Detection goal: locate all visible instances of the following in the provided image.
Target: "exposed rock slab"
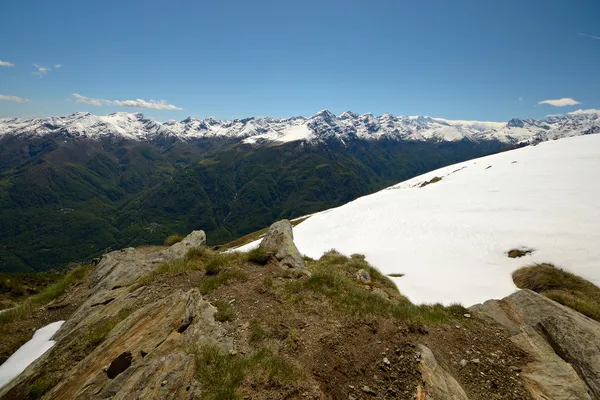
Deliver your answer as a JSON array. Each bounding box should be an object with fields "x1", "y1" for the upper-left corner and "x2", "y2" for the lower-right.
[
  {"x1": 258, "y1": 219, "x2": 305, "y2": 269},
  {"x1": 416, "y1": 344, "x2": 469, "y2": 400},
  {"x1": 471, "y1": 289, "x2": 599, "y2": 399}
]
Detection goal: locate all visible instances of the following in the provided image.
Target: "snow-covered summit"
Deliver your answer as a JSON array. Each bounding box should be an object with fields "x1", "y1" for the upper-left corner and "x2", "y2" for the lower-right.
[
  {"x1": 1, "y1": 110, "x2": 599, "y2": 145},
  {"x1": 238, "y1": 134, "x2": 600, "y2": 306}
]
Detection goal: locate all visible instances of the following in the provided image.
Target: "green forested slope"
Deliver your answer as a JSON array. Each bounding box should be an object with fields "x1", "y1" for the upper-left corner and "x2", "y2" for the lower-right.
[{"x1": 0, "y1": 134, "x2": 507, "y2": 272}]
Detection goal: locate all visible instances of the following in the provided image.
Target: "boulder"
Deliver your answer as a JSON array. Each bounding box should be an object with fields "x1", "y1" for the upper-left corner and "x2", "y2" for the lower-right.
[
  {"x1": 471, "y1": 289, "x2": 599, "y2": 399},
  {"x1": 258, "y1": 220, "x2": 304, "y2": 269}
]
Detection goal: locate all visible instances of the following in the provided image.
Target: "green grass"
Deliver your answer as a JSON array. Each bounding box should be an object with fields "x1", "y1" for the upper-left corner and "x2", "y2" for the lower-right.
[
  {"x1": 192, "y1": 345, "x2": 305, "y2": 400},
  {"x1": 513, "y1": 263, "x2": 600, "y2": 322},
  {"x1": 285, "y1": 251, "x2": 458, "y2": 324},
  {"x1": 246, "y1": 246, "x2": 270, "y2": 265},
  {"x1": 199, "y1": 269, "x2": 248, "y2": 295},
  {"x1": 164, "y1": 234, "x2": 185, "y2": 246},
  {"x1": 0, "y1": 265, "x2": 92, "y2": 324},
  {"x1": 214, "y1": 300, "x2": 235, "y2": 322},
  {"x1": 28, "y1": 376, "x2": 58, "y2": 399}
]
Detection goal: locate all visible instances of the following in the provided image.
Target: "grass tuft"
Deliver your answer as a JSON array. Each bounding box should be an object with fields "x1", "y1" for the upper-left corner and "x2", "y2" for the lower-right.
[
  {"x1": 192, "y1": 344, "x2": 305, "y2": 400},
  {"x1": 285, "y1": 251, "x2": 459, "y2": 324},
  {"x1": 513, "y1": 263, "x2": 600, "y2": 322},
  {"x1": 420, "y1": 176, "x2": 442, "y2": 188},
  {"x1": 246, "y1": 247, "x2": 270, "y2": 265},
  {"x1": 164, "y1": 234, "x2": 185, "y2": 246},
  {"x1": 214, "y1": 300, "x2": 235, "y2": 322},
  {"x1": 508, "y1": 248, "x2": 533, "y2": 258},
  {"x1": 199, "y1": 269, "x2": 248, "y2": 295}
]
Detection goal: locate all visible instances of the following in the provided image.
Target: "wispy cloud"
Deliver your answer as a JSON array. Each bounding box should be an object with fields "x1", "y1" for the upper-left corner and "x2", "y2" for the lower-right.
[
  {"x1": 112, "y1": 99, "x2": 183, "y2": 110},
  {"x1": 518, "y1": 96, "x2": 523, "y2": 102},
  {"x1": 73, "y1": 93, "x2": 105, "y2": 106},
  {"x1": 0, "y1": 60, "x2": 15, "y2": 67},
  {"x1": 33, "y1": 64, "x2": 51, "y2": 77},
  {"x1": 578, "y1": 33, "x2": 600, "y2": 40},
  {"x1": 568, "y1": 109, "x2": 600, "y2": 116},
  {"x1": 53, "y1": 64, "x2": 63, "y2": 68},
  {"x1": 538, "y1": 98, "x2": 581, "y2": 107},
  {"x1": 72, "y1": 93, "x2": 183, "y2": 110},
  {"x1": 0, "y1": 94, "x2": 29, "y2": 103}
]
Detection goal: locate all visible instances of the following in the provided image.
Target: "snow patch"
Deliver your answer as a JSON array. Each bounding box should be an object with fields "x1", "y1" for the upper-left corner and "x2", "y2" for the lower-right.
[
  {"x1": 239, "y1": 135, "x2": 600, "y2": 306},
  {"x1": 0, "y1": 320, "x2": 64, "y2": 389}
]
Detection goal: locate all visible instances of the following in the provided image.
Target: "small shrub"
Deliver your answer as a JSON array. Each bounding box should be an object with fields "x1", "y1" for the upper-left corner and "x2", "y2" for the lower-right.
[
  {"x1": 164, "y1": 234, "x2": 184, "y2": 246},
  {"x1": 246, "y1": 247, "x2": 270, "y2": 265},
  {"x1": 214, "y1": 300, "x2": 235, "y2": 322}
]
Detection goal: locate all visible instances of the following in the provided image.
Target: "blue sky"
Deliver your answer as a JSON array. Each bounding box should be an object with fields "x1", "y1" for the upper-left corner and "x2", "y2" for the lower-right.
[{"x1": 0, "y1": 0, "x2": 598, "y2": 121}]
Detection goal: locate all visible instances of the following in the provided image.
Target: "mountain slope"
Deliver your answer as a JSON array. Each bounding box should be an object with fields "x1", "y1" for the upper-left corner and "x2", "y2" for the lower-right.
[
  {"x1": 1, "y1": 109, "x2": 599, "y2": 273},
  {"x1": 0, "y1": 131, "x2": 508, "y2": 272},
  {"x1": 239, "y1": 135, "x2": 600, "y2": 306}
]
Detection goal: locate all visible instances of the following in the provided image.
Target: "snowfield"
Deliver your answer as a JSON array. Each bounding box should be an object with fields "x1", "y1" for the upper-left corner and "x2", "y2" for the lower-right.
[
  {"x1": 239, "y1": 135, "x2": 600, "y2": 306},
  {"x1": 0, "y1": 320, "x2": 64, "y2": 390}
]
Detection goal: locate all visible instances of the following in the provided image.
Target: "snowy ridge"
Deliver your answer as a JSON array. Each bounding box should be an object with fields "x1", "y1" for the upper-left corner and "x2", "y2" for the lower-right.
[
  {"x1": 1, "y1": 110, "x2": 600, "y2": 145},
  {"x1": 238, "y1": 135, "x2": 600, "y2": 306}
]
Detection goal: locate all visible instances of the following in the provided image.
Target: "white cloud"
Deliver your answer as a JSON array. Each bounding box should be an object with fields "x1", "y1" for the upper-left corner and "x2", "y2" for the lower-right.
[
  {"x1": 112, "y1": 98, "x2": 183, "y2": 110},
  {"x1": 0, "y1": 95, "x2": 29, "y2": 103},
  {"x1": 578, "y1": 33, "x2": 600, "y2": 40},
  {"x1": 568, "y1": 109, "x2": 600, "y2": 116},
  {"x1": 538, "y1": 98, "x2": 581, "y2": 107},
  {"x1": 53, "y1": 64, "x2": 63, "y2": 68},
  {"x1": 518, "y1": 96, "x2": 523, "y2": 102},
  {"x1": 0, "y1": 60, "x2": 14, "y2": 67},
  {"x1": 71, "y1": 93, "x2": 182, "y2": 110},
  {"x1": 72, "y1": 93, "x2": 106, "y2": 106},
  {"x1": 33, "y1": 64, "x2": 51, "y2": 77}
]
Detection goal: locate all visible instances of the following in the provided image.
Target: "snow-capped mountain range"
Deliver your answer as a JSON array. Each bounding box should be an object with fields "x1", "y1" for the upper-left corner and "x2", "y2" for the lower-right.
[{"x1": 1, "y1": 109, "x2": 599, "y2": 145}]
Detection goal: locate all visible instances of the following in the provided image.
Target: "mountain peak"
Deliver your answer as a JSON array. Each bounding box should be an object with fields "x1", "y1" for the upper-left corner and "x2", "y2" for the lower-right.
[
  {"x1": 507, "y1": 118, "x2": 525, "y2": 128},
  {"x1": 313, "y1": 109, "x2": 337, "y2": 120}
]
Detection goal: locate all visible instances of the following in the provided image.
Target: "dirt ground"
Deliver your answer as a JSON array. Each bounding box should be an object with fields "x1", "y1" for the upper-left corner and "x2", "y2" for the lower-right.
[
  {"x1": 130, "y1": 257, "x2": 532, "y2": 399},
  {"x1": 1, "y1": 253, "x2": 533, "y2": 400}
]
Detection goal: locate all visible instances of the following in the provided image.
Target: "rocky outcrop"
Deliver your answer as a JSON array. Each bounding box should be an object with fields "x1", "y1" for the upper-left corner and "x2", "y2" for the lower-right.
[
  {"x1": 416, "y1": 345, "x2": 469, "y2": 400},
  {"x1": 258, "y1": 220, "x2": 305, "y2": 269},
  {"x1": 471, "y1": 289, "x2": 600, "y2": 399},
  {"x1": 0, "y1": 230, "x2": 215, "y2": 400}
]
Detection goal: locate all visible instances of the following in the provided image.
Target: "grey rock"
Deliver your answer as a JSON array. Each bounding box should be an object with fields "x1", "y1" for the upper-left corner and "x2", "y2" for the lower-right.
[
  {"x1": 417, "y1": 345, "x2": 469, "y2": 400},
  {"x1": 258, "y1": 220, "x2": 304, "y2": 269},
  {"x1": 356, "y1": 269, "x2": 371, "y2": 283},
  {"x1": 471, "y1": 289, "x2": 597, "y2": 399},
  {"x1": 361, "y1": 385, "x2": 376, "y2": 395},
  {"x1": 163, "y1": 230, "x2": 206, "y2": 259}
]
